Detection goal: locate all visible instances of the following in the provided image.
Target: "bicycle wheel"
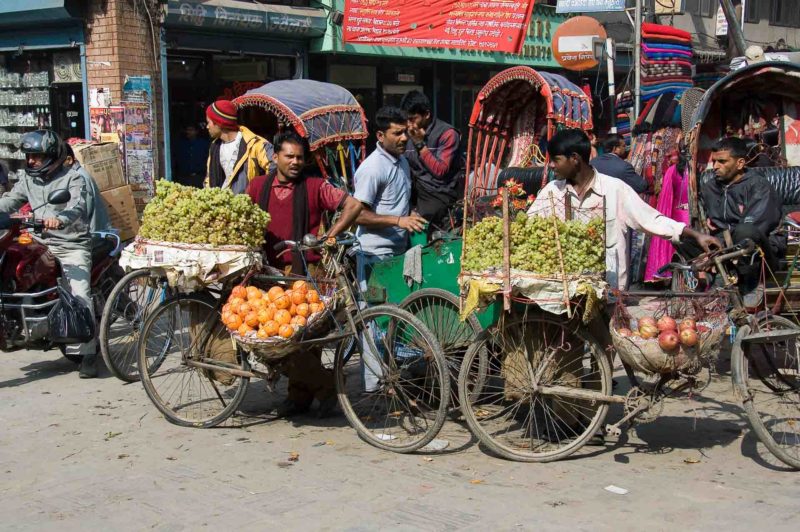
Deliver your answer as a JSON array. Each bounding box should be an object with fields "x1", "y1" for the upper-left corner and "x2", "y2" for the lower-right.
[
  {"x1": 335, "y1": 304, "x2": 449, "y2": 453},
  {"x1": 458, "y1": 314, "x2": 612, "y2": 462},
  {"x1": 138, "y1": 293, "x2": 249, "y2": 428},
  {"x1": 400, "y1": 288, "x2": 482, "y2": 408},
  {"x1": 732, "y1": 317, "x2": 800, "y2": 469},
  {"x1": 100, "y1": 268, "x2": 171, "y2": 382}
]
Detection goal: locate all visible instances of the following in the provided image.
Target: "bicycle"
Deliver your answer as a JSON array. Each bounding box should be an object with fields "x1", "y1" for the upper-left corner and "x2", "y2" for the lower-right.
[{"x1": 136, "y1": 232, "x2": 450, "y2": 453}]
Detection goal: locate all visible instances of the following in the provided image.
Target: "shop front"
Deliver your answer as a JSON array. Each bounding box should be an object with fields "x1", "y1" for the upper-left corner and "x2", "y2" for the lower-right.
[
  {"x1": 162, "y1": 0, "x2": 327, "y2": 182},
  {"x1": 311, "y1": 1, "x2": 568, "y2": 139},
  {"x1": 0, "y1": 0, "x2": 87, "y2": 183}
]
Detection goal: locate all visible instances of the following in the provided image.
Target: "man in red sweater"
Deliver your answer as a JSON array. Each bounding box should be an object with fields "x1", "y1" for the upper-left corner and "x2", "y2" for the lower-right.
[{"x1": 247, "y1": 132, "x2": 361, "y2": 417}]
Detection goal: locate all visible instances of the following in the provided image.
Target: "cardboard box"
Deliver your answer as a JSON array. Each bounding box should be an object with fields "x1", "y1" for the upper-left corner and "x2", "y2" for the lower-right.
[
  {"x1": 73, "y1": 142, "x2": 125, "y2": 192},
  {"x1": 101, "y1": 185, "x2": 140, "y2": 242}
]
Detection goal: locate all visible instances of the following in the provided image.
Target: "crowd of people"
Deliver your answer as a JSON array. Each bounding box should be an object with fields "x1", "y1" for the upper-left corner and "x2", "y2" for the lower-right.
[{"x1": 0, "y1": 85, "x2": 786, "y2": 398}]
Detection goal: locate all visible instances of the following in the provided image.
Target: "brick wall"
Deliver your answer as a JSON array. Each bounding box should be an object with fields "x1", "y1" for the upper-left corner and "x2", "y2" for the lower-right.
[{"x1": 85, "y1": 0, "x2": 163, "y2": 212}]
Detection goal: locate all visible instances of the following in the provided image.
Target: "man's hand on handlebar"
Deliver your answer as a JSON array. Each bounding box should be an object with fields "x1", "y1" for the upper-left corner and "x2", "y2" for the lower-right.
[
  {"x1": 695, "y1": 233, "x2": 722, "y2": 253},
  {"x1": 42, "y1": 217, "x2": 63, "y2": 230}
]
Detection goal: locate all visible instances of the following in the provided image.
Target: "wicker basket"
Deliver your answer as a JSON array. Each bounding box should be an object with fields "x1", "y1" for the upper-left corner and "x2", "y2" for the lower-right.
[
  {"x1": 231, "y1": 307, "x2": 334, "y2": 363},
  {"x1": 610, "y1": 291, "x2": 729, "y2": 374}
]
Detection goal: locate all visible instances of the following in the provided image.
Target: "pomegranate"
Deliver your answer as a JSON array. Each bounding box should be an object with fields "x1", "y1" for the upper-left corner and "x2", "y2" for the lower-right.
[
  {"x1": 640, "y1": 325, "x2": 660, "y2": 339},
  {"x1": 638, "y1": 317, "x2": 657, "y2": 331},
  {"x1": 679, "y1": 328, "x2": 699, "y2": 347},
  {"x1": 678, "y1": 318, "x2": 697, "y2": 332},
  {"x1": 658, "y1": 330, "x2": 680, "y2": 351},
  {"x1": 657, "y1": 315, "x2": 677, "y2": 332},
  {"x1": 617, "y1": 327, "x2": 633, "y2": 337}
]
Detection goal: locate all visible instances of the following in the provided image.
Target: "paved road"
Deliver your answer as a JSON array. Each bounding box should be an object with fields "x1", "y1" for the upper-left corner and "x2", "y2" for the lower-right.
[{"x1": 0, "y1": 348, "x2": 797, "y2": 531}]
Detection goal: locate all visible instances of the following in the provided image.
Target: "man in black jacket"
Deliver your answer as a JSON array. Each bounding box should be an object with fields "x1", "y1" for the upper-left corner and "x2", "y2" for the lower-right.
[
  {"x1": 590, "y1": 134, "x2": 647, "y2": 193},
  {"x1": 698, "y1": 137, "x2": 785, "y2": 305}
]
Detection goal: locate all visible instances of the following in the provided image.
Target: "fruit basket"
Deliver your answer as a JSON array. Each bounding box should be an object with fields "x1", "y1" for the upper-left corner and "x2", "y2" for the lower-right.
[
  {"x1": 459, "y1": 181, "x2": 607, "y2": 317},
  {"x1": 610, "y1": 290, "x2": 730, "y2": 374},
  {"x1": 222, "y1": 280, "x2": 339, "y2": 363}
]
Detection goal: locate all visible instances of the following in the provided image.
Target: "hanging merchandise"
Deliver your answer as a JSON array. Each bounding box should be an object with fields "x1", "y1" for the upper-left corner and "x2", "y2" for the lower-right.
[{"x1": 639, "y1": 23, "x2": 694, "y2": 103}]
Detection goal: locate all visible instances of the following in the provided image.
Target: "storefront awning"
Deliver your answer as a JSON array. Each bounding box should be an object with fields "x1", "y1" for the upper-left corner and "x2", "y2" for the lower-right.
[
  {"x1": 165, "y1": 0, "x2": 327, "y2": 38},
  {"x1": 0, "y1": 0, "x2": 83, "y2": 26}
]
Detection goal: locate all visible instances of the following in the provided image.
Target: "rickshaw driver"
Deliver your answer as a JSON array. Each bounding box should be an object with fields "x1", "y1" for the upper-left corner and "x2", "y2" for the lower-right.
[
  {"x1": 247, "y1": 132, "x2": 362, "y2": 418},
  {"x1": 687, "y1": 137, "x2": 785, "y2": 307}
]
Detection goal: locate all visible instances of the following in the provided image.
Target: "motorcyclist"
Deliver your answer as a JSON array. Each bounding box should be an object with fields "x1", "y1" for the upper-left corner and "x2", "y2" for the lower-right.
[{"x1": 0, "y1": 130, "x2": 99, "y2": 378}]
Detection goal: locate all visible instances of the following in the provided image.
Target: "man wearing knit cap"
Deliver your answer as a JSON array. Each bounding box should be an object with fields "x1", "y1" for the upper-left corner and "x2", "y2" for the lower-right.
[{"x1": 204, "y1": 99, "x2": 273, "y2": 193}]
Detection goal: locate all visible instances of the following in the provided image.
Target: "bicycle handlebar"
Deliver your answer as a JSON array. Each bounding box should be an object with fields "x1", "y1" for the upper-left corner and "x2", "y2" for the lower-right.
[{"x1": 274, "y1": 231, "x2": 358, "y2": 253}]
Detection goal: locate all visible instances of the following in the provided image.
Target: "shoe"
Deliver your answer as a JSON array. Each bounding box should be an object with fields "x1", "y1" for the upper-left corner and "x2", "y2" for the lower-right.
[
  {"x1": 275, "y1": 399, "x2": 310, "y2": 418},
  {"x1": 742, "y1": 284, "x2": 765, "y2": 308},
  {"x1": 316, "y1": 396, "x2": 339, "y2": 419},
  {"x1": 79, "y1": 354, "x2": 98, "y2": 379}
]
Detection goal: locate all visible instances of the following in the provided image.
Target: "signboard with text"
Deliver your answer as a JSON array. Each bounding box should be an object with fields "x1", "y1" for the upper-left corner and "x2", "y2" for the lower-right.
[
  {"x1": 343, "y1": 0, "x2": 537, "y2": 54},
  {"x1": 555, "y1": 0, "x2": 625, "y2": 13}
]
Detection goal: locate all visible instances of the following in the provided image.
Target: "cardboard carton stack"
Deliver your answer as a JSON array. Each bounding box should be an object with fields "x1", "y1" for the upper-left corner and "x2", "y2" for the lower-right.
[{"x1": 73, "y1": 142, "x2": 140, "y2": 241}]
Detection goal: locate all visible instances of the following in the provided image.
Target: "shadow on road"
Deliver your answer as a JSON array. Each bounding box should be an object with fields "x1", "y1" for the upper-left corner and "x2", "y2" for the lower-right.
[{"x1": 0, "y1": 357, "x2": 79, "y2": 388}]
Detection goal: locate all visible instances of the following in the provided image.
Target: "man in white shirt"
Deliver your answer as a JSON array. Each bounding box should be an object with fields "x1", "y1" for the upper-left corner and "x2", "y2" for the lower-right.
[{"x1": 528, "y1": 129, "x2": 718, "y2": 290}]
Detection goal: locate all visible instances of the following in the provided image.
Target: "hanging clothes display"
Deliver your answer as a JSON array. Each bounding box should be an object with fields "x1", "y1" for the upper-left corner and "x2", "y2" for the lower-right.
[{"x1": 644, "y1": 159, "x2": 690, "y2": 282}]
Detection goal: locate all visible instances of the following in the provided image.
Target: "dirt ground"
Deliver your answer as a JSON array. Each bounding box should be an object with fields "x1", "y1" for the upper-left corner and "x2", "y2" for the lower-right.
[{"x1": 0, "y1": 348, "x2": 797, "y2": 531}]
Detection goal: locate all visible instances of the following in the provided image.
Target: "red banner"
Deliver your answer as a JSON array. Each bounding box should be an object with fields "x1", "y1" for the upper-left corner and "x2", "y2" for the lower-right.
[{"x1": 343, "y1": 0, "x2": 537, "y2": 54}]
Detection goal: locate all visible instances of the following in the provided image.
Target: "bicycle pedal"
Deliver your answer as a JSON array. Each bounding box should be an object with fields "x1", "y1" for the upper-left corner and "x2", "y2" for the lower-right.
[{"x1": 605, "y1": 424, "x2": 621, "y2": 437}]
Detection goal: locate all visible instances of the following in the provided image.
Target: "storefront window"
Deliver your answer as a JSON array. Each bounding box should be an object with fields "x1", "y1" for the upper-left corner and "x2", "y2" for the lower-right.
[{"x1": 0, "y1": 49, "x2": 85, "y2": 182}]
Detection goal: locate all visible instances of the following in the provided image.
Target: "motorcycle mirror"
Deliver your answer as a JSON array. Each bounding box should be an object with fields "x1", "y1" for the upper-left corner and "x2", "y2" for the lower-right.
[{"x1": 47, "y1": 189, "x2": 71, "y2": 205}]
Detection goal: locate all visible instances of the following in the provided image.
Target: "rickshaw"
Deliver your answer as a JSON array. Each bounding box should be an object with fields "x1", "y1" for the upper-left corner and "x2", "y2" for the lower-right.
[
  {"x1": 685, "y1": 60, "x2": 800, "y2": 314},
  {"x1": 366, "y1": 66, "x2": 593, "y2": 407},
  {"x1": 450, "y1": 64, "x2": 800, "y2": 467},
  {"x1": 100, "y1": 80, "x2": 370, "y2": 382}
]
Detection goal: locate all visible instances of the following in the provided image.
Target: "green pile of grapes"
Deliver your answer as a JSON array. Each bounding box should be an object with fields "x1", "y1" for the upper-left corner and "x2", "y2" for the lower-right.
[
  {"x1": 139, "y1": 180, "x2": 271, "y2": 247},
  {"x1": 463, "y1": 213, "x2": 605, "y2": 275}
]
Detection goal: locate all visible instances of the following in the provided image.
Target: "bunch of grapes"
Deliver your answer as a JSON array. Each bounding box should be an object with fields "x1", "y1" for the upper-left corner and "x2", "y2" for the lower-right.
[
  {"x1": 139, "y1": 180, "x2": 271, "y2": 248},
  {"x1": 463, "y1": 213, "x2": 605, "y2": 275}
]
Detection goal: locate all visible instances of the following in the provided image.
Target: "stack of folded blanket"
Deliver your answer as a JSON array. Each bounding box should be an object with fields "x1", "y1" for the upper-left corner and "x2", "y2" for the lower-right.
[
  {"x1": 616, "y1": 91, "x2": 634, "y2": 146},
  {"x1": 641, "y1": 22, "x2": 694, "y2": 101}
]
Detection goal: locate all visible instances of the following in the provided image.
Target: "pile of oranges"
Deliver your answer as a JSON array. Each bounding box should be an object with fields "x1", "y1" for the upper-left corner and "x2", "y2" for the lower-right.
[{"x1": 221, "y1": 280, "x2": 326, "y2": 340}]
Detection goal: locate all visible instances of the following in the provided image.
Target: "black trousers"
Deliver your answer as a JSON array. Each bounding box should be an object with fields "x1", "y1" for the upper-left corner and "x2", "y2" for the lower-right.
[{"x1": 676, "y1": 223, "x2": 783, "y2": 291}]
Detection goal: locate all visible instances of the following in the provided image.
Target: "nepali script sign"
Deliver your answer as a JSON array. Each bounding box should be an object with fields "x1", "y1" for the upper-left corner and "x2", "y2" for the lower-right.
[
  {"x1": 555, "y1": 0, "x2": 625, "y2": 13},
  {"x1": 343, "y1": 0, "x2": 537, "y2": 54}
]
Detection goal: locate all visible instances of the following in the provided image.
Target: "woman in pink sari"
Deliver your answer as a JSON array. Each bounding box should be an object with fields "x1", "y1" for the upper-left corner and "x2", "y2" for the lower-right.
[{"x1": 644, "y1": 151, "x2": 690, "y2": 282}]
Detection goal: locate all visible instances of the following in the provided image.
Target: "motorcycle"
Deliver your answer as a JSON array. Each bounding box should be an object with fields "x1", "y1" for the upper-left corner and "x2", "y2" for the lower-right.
[{"x1": 0, "y1": 189, "x2": 123, "y2": 362}]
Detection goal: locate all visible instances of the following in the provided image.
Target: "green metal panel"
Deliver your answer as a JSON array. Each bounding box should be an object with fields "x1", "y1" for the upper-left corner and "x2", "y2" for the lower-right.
[
  {"x1": 312, "y1": 1, "x2": 567, "y2": 68},
  {"x1": 366, "y1": 238, "x2": 500, "y2": 329},
  {"x1": 0, "y1": 0, "x2": 81, "y2": 26}
]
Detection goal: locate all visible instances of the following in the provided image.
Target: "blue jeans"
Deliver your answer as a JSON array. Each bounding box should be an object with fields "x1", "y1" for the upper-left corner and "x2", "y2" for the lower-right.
[{"x1": 356, "y1": 252, "x2": 392, "y2": 392}]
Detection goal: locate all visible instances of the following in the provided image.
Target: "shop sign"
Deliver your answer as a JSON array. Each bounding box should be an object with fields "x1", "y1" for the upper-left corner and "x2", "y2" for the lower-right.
[
  {"x1": 166, "y1": 0, "x2": 326, "y2": 37},
  {"x1": 555, "y1": 0, "x2": 625, "y2": 13},
  {"x1": 343, "y1": 0, "x2": 537, "y2": 54}
]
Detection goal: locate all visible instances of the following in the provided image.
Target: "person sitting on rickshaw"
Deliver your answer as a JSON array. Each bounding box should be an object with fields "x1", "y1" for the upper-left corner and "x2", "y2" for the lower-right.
[
  {"x1": 690, "y1": 136, "x2": 785, "y2": 306},
  {"x1": 247, "y1": 132, "x2": 362, "y2": 418}
]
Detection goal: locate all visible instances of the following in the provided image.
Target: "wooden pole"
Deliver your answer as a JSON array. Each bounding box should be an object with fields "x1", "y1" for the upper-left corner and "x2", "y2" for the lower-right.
[{"x1": 720, "y1": 0, "x2": 747, "y2": 57}]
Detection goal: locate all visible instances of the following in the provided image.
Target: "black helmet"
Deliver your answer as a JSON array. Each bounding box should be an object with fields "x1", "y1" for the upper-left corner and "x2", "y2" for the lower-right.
[{"x1": 20, "y1": 129, "x2": 67, "y2": 179}]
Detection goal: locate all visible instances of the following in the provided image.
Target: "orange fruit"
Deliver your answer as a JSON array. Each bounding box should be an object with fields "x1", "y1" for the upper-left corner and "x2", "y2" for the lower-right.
[
  {"x1": 295, "y1": 303, "x2": 310, "y2": 318},
  {"x1": 306, "y1": 290, "x2": 320, "y2": 304},
  {"x1": 267, "y1": 286, "x2": 285, "y2": 302},
  {"x1": 237, "y1": 323, "x2": 253, "y2": 336},
  {"x1": 244, "y1": 312, "x2": 259, "y2": 328},
  {"x1": 256, "y1": 308, "x2": 271, "y2": 324},
  {"x1": 263, "y1": 320, "x2": 280, "y2": 336},
  {"x1": 229, "y1": 297, "x2": 244, "y2": 314},
  {"x1": 238, "y1": 302, "x2": 252, "y2": 316},
  {"x1": 221, "y1": 311, "x2": 232, "y2": 324},
  {"x1": 246, "y1": 286, "x2": 262, "y2": 301},
  {"x1": 291, "y1": 315, "x2": 307, "y2": 327},
  {"x1": 309, "y1": 302, "x2": 323, "y2": 314},
  {"x1": 256, "y1": 327, "x2": 270, "y2": 339},
  {"x1": 274, "y1": 309, "x2": 291, "y2": 325},
  {"x1": 250, "y1": 298, "x2": 267, "y2": 311},
  {"x1": 222, "y1": 303, "x2": 231, "y2": 314},
  {"x1": 231, "y1": 286, "x2": 247, "y2": 299},
  {"x1": 278, "y1": 324, "x2": 294, "y2": 338},
  {"x1": 290, "y1": 291, "x2": 306, "y2": 305},
  {"x1": 227, "y1": 313, "x2": 243, "y2": 330},
  {"x1": 262, "y1": 307, "x2": 276, "y2": 322},
  {"x1": 292, "y1": 280, "x2": 308, "y2": 293},
  {"x1": 289, "y1": 304, "x2": 297, "y2": 316},
  {"x1": 273, "y1": 294, "x2": 290, "y2": 310}
]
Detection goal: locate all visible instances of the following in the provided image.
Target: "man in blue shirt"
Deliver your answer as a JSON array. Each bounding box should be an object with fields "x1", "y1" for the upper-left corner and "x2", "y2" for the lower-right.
[
  {"x1": 174, "y1": 124, "x2": 210, "y2": 188},
  {"x1": 353, "y1": 106, "x2": 427, "y2": 392},
  {"x1": 354, "y1": 106, "x2": 426, "y2": 274}
]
